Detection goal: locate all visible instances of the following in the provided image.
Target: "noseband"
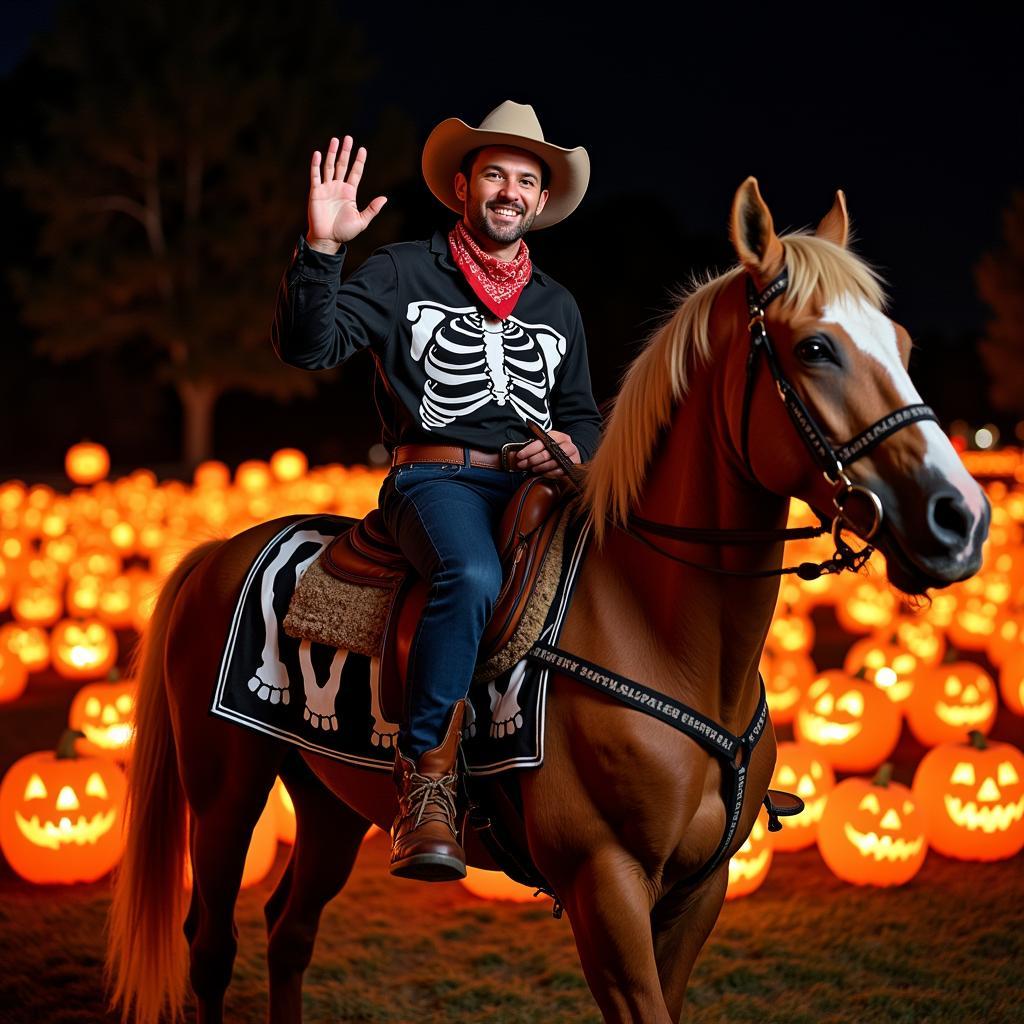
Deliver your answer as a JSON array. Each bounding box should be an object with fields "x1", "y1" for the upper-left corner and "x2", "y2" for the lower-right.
[{"x1": 622, "y1": 268, "x2": 939, "y2": 580}]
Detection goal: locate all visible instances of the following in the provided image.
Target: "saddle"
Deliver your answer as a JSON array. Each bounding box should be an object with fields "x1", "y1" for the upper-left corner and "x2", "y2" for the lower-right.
[{"x1": 316, "y1": 472, "x2": 575, "y2": 725}]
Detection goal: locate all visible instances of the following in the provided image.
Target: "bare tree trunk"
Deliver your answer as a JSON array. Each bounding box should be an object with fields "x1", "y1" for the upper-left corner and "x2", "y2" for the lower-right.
[{"x1": 177, "y1": 379, "x2": 219, "y2": 471}]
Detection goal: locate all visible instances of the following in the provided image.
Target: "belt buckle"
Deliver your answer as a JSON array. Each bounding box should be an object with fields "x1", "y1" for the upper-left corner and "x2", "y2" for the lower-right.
[{"x1": 500, "y1": 441, "x2": 524, "y2": 472}]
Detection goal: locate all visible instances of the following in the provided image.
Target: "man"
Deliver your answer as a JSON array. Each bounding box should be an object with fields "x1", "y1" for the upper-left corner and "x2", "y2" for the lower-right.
[{"x1": 271, "y1": 100, "x2": 602, "y2": 882}]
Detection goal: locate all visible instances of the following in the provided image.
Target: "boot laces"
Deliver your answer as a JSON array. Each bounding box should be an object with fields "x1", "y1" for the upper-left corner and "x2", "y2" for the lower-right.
[{"x1": 406, "y1": 769, "x2": 459, "y2": 830}]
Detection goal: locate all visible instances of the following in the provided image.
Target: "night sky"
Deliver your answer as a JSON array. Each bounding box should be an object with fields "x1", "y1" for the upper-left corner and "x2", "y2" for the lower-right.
[{"x1": 2, "y1": 6, "x2": 1021, "y2": 475}]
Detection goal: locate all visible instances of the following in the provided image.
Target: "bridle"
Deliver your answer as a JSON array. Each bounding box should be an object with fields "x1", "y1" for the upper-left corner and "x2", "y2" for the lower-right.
[{"x1": 618, "y1": 268, "x2": 939, "y2": 580}]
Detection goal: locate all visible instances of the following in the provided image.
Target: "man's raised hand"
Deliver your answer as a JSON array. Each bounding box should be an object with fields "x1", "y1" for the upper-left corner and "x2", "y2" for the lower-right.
[{"x1": 307, "y1": 135, "x2": 388, "y2": 253}]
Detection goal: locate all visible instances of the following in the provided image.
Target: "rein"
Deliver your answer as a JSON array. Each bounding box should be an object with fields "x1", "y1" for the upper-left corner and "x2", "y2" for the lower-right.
[{"x1": 615, "y1": 269, "x2": 939, "y2": 580}]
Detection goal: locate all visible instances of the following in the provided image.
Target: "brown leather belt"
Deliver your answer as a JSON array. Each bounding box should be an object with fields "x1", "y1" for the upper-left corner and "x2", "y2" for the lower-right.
[{"x1": 390, "y1": 442, "x2": 529, "y2": 472}]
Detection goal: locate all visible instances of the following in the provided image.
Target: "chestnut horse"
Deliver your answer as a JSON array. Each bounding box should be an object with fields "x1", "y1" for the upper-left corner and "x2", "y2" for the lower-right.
[{"x1": 106, "y1": 179, "x2": 989, "y2": 1024}]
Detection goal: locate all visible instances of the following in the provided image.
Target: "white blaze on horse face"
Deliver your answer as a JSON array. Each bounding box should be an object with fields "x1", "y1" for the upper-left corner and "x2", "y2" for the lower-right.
[{"x1": 818, "y1": 293, "x2": 985, "y2": 521}]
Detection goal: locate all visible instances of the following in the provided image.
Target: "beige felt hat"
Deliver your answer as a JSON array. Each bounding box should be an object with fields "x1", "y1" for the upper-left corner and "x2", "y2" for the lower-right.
[{"x1": 421, "y1": 100, "x2": 590, "y2": 230}]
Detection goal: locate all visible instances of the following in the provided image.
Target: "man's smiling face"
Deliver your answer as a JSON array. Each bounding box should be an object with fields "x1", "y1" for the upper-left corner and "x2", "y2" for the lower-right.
[{"x1": 456, "y1": 145, "x2": 550, "y2": 246}]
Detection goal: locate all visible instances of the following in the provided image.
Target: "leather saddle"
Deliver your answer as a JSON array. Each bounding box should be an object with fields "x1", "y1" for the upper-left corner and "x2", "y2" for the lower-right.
[{"x1": 318, "y1": 473, "x2": 574, "y2": 725}]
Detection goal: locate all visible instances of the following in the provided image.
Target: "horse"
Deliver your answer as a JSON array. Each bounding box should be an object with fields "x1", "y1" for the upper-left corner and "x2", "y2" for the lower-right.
[{"x1": 105, "y1": 177, "x2": 990, "y2": 1024}]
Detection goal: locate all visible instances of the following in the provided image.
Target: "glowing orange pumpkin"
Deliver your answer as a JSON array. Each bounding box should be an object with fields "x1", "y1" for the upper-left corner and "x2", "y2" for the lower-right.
[
  {"x1": 68, "y1": 678, "x2": 136, "y2": 758},
  {"x1": 0, "y1": 623, "x2": 50, "y2": 672},
  {"x1": 461, "y1": 867, "x2": 537, "y2": 902},
  {"x1": 759, "y1": 647, "x2": 815, "y2": 725},
  {"x1": 0, "y1": 643, "x2": 29, "y2": 704},
  {"x1": 843, "y1": 632, "x2": 919, "y2": 705},
  {"x1": 794, "y1": 671, "x2": 901, "y2": 772},
  {"x1": 892, "y1": 615, "x2": 946, "y2": 667},
  {"x1": 65, "y1": 441, "x2": 110, "y2": 485},
  {"x1": 912, "y1": 731, "x2": 1024, "y2": 861},
  {"x1": 835, "y1": 580, "x2": 897, "y2": 635},
  {"x1": 768, "y1": 742, "x2": 836, "y2": 851},
  {"x1": 11, "y1": 581, "x2": 63, "y2": 627},
  {"x1": 904, "y1": 661, "x2": 996, "y2": 747},
  {"x1": 50, "y1": 617, "x2": 118, "y2": 681},
  {"x1": 0, "y1": 730, "x2": 127, "y2": 883},
  {"x1": 767, "y1": 607, "x2": 814, "y2": 653},
  {"x1": 999, "y1": 647, "x2": 1024, "y2": 716},
  {"x1": 816, "y1": 764, "x2": 927, "y2": 886},
  {"x1": 987, "y1": 610, "x2": 1024, "y2": 668},
  {"x1": 725, "y1": 806, "x2": 773, "y2": 899},
  {"x1": 946, "y1": 595, "x2": 1000, "y2": 651}
]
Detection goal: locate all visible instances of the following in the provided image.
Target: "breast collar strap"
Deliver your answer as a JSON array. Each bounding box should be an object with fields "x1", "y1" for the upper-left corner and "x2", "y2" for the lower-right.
[{"x1": 526, "y1": 639, "x2": 801, "y2": 887}]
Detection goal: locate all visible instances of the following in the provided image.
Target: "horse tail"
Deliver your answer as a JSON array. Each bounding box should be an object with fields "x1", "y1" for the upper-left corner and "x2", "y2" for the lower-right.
[{"x1": 105, "y1": 537, "x2": 225, "y2": 1024}]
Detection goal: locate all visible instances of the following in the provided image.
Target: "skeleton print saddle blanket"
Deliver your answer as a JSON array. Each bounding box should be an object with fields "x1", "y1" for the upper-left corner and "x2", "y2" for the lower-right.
[{"x1": 209, "y1": 509, "x2": 594, "y2": 775}]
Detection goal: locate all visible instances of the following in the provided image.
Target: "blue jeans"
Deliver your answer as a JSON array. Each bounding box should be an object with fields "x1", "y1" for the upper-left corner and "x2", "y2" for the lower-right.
[{"x1": 377, "y1": 450, "x2": 531, "y2": 759}]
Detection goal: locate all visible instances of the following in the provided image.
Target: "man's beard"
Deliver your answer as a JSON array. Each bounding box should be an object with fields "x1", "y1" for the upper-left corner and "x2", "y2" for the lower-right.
[{"x1": 465, "y1": 197, "x2": 536, "y2": 245}]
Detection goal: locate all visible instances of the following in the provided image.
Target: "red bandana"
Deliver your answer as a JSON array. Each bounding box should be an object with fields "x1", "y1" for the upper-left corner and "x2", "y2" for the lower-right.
[{"x1": 447, "y1": 220, "x2": 532, "y2": 321}]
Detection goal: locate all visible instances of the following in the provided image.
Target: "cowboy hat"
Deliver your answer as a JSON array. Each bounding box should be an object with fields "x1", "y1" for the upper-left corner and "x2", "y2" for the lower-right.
[{"x1": 421, "y1": 100, "x2": 590, "y2": 230}]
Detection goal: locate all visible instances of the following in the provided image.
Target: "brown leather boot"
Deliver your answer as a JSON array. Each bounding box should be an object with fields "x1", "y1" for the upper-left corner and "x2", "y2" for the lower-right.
[{"x1": 389, "y1": 698, "x2": 468, "y2": 881}]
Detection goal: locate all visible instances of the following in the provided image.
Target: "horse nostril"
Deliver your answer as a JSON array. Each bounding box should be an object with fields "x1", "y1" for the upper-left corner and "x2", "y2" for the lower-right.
[{"x1": 928, "y1": 491, "x2": 971, "y2": 541}]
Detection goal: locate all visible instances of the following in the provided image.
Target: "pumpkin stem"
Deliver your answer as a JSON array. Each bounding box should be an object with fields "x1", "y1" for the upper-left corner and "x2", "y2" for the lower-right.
[
  {"x1": 872, "y1": 762, "x2": 894, "y2": 788},
  {"x1": 968, "y1": 729, "x2": 988, "y2": 750},
  {"x1": 57, "y1": 728, "x2": 86, "y2": 759}
]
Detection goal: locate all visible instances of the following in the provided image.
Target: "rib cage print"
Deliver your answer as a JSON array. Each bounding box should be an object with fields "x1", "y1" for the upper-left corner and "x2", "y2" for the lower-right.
[{"x1": 407, "y1": 300, "x2": 566, "y2": 432}]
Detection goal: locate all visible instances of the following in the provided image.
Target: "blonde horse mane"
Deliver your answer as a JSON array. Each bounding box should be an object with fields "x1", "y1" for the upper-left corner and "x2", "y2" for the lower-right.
[{"x1": 575, "y1": 230, "x2": 890, "y2": 549}]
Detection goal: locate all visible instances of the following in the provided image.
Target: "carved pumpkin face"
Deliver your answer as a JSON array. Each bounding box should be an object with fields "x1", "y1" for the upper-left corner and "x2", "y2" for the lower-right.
[
  {"x1": 892, "y1": 615, "x2": 946, "y2": 667},
  {"x1": 835, "y1": 580, "x2": 897, "y2": 635},
  {"x1": 726, "y1": 807, "x2": 773, "y2": 900},
  {"x1": 768, "y1": 608, "x2": 814, "y2": 654},
  {"x1": 794, "y1": 671, "x2": 901, "y2": 772},
  {"x1": 0, "y1": 742, "x2": 127, "y2": 883},
  {"x1": 843, "y1": 633, "x2": 919, "y2": 705},
  {"x1": 947, "y1": 596, "x2": 1000, "y2": 651},
  {"x1": 759, "y1": 648, "x2": 815, "y2": 725},
  {"x1": 988, "y1": 611, "x2": 1024, "y2": 669},
  {"x1": 50, "y1": 618, "x2": 118, "y2": 681},
  {"x1": 912, "y1": 733, "x2": 1024, "y2": 861},
  {"x1": 11, "y1": 581, "x2": 62, "y2": 627},
  {"x1": 817, "y1": 771, "x2": 928, "y2": 886},
  {"x1": 68, "y1": 681, "x2": 136, "y2": 758},
  {"x1": 905, "y1": 662, "x2": 997, "y2": 748},
  {"x1": 0, "y1": 623, "x2": 50, "y2": 672},
  {"x1": 769, "y1": 742, "x2": 836, "y2": 851}
]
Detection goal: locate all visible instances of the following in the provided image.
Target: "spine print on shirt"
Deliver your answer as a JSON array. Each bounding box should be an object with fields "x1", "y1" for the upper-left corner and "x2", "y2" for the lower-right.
[{"x1": 406, "y1": 301, "x2": 566, "y2": 431}]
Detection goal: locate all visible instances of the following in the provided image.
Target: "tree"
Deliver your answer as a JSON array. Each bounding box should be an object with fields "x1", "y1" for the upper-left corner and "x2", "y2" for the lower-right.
[
  {"x1": 4, "y1": 0, "x2": 415, "y2": 470},
  {"x1": 976, "y1": 189, "x2": 1024, "y2": 416}
]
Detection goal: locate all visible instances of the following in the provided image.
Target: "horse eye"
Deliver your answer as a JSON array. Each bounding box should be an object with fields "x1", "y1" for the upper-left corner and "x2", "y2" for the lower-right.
[{"x1": 795, "y1": 339, "x2": 832, "y2": 364}]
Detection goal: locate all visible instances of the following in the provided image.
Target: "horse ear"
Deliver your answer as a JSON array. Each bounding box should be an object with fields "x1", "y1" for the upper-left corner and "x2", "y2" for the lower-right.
[
  {"x1": 815, "y1": 190, "x2": 849, "y2": 247},
  {"x1": 729, "y1": 177, "x2": 785, "y2": 287}
]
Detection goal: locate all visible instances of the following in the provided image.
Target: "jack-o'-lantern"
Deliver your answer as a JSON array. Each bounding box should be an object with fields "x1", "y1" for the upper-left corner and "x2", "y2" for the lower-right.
[
  {"x1": 843, "y1": 633, "x2": 919, "y2": 705},
  {"x1": 726, "y1": 807, "x2": 773, "y2": 899},
  {"x1": 988, "y1": 611, "x2": 1024, "y2": 668},
  {"x1": 0, "y1": 729, "x2": 128, "y2": 883},
  {"x1": 816, "y1": 764, "x2": 927, "y2": 886},
  {"x1": 769, "y1": 742, "x2": 836, "y2": 851},
  {"x1": 759, "y1": 648, "x2": 815, "y2": 725},
  {"x1": 794, "y1": 671, "x2": 901, "y2": 772},
  {"x1": 922, "y1": 590, "x2": 958, "y2": 630},
  {"x1": 946, "y1": 595, "x2": 1000, "y2": 651},
  {"x1": 461, "y1": 867, "x2": 537, "y2": 902},
  {"x1": 905, "y1": 661, "x2": 996, "y2": 747},
  {"x1": 892, "y1": 615, "x2": 946, "y2": 667},
  {"x1": 194, "y1": 460, "x2": 231, "y2": 489},
  {"x1": 68, "y1": 678, "x2": 136, "y2": 758},
  {"x1": 0, "y1": 641, "x2": 29, "y2": 703},
  {"x1": 767, "y1": 607, "x2": 814, "y2": 654},
  {"x1": 0, "y1": 623, "x2": 50, "y2": 672},
  {"x1": 912, "y1": 731, "x2": 1024, "y2": 861},
  {"x1": 835, "y1": 579, "x2": 897, "y2": 635},
  {"x1": 999, "y1": 647, "x2": 1024, "y2": 716},
  {"x1": 66, "y1": 573, "x2": 102, "y2": 617},
  {"x1": 11, "y1": 581, "x2": 63, "y2": 627},
  {"x1": 67, "y1": 549, "x2": 121, "y2": 582},
  {"x1": 273, "y1": 777, "x2": 297, "y2": 844},
  {"x1": 65, "y1": 441, "x2": 110, "y2": 485},
  {"x1": 50, "y1": 617, "x2": 118, "y2": 681}
]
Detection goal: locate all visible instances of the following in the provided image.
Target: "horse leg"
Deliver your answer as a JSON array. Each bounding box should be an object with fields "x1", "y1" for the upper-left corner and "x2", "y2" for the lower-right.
[
  {"x1": 264, "y1": 751, "x2": 372, "y2": 1024},
  {"x1": 650, "y1": 867, "x2": 729, "y2": 1022},
  {"x1": 558, "y1": 848, "x2": 675, "y2": 1024},
  {"x1": 185, "y1": 745, "x2": 288, "y2": 1024}
]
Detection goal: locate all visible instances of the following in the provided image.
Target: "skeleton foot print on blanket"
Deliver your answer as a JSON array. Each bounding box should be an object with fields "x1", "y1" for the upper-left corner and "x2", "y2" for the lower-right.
[{"x1": 209, "y1": 511, "x2": 592, "y2": 775}]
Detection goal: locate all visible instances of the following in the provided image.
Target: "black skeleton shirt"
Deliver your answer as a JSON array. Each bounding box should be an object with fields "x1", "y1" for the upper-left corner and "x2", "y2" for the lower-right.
[{"x1": 271, "y1": 227, "x2": 604, "y2": 461}]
